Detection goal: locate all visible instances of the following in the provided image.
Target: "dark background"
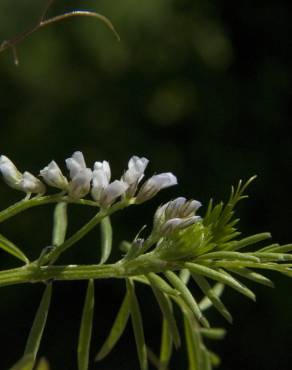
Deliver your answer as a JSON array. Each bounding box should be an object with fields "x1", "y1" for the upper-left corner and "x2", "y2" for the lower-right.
[{"x1": 0, "y1": 0, "x2": 292, "y2": 369}]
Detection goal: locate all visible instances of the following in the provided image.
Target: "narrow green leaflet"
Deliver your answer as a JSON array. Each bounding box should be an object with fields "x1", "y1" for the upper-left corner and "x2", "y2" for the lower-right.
[
  {"x1": 196, "y1": 251, "x2": 260, "y2": 263},
  {"x1": 159, "y1": 318, "x2": 173, "y2": 370},
  {"x1": 126, "y1": 278, "x2": 148, "y2": 370},
  {"x1": 259, "y1": 243, "x2": 292, "y2": 253},
  {"x1": 164, "y1": 271, "x2": 209, "y2": 328},
  {"x1": 9, "y1": 355, "x2": 34, "y2": 370},
  {"x1": 253, "y1": 252, "x2": 292, "y2": 262},
  {"x1": 226, "y1": 233, "x2": 271, "y2": 251},
  {"x1": 147, "y1": 272, "x2": 180, "y2": 296},
  {"x1": 0, "y1": 233, "x2": 29, "y2": 264},
  {"x1": 183, "y1": 314, "x2": 203, "y2": 370},
  {"x1": 191, "y1": 274, "x2": 232, "y2": 323},
  {"x1": 24, "y1": 283, "x2": 52, "y2": 367},
  {"x1": 198, "y1": 283, "x2": 224, "y2": 311},
  {"x1": 147, "y1": 274, "x2": 181, "y2": 348},
  {"x1": 185, "y1": 263, "x2": 256, "y2": 301},
  {"x1": 78, "y1": 280, "x2": 95, "y2": 370},
  {"x1": 95, "y1": 291, "x2": 130, "y2": 361},
  {"x1": 99, "y1": 216, "x2": 112, "y2": 264},
  {"x1": 52, "y1": 202, "x2": 68, "y2": 246},
  {"x1": 200, "y1": 328, "x2": 226, "y2": 340},
  {"x1": 179, "y1": 269, "x2": 191, "y2": 285},
  {"x1": 226, "y1": 267, "x2": 274, "y2": 288},
  {"x1": 201, "y1": 349, "x2": 212, "y2": 370}
]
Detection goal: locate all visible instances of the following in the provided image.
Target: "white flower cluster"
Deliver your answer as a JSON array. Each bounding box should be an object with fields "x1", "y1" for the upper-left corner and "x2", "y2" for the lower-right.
[
  {"x1": 154, "y1": 197, "x2": 202, "y2": 236},
  {"x1": 0, "y1": 152, "x2": 178, "y2": 207}
]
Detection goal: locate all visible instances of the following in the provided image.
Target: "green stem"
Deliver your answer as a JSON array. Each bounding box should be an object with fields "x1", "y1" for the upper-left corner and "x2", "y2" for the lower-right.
[
  {"x1": 0, "y1": 195, "x2": 98, "y2": 223},
  {"x1": 41, "y1": 199, "x2": 133, "y2": 265},
  {"x1": 0, "y1": 255, "x2": 178, "y2": 288}
]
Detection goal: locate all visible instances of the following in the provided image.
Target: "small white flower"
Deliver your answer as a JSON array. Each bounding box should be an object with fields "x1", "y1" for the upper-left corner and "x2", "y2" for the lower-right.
[
  {"x1": 65, "y1": 151, "x2": 87, "y2": 179},
  {"x1": 136, "y1": 172, "x2": 178, "y2": 203},
  {"x1": 66, "y1": 151, "x2": 92, "y2": 199},
  {"x1": 91, "y1": 160, "x2": 128, "y2": 207},
  {"x1": 122, "y1": 156, "x2": 149, "y2": 197},
  {"x1": 0, "y1": 155, "x2": 23, "y2": 190},
  {"x1": 94, "y1": 161, "x2": 111, "y2": 182},
  {"x1": 99, "y1": 180, "x2": 129, "y2": 207},
  {"x1": 20, "y1": 171, "x2": 46, "y2": 194},
  {"x1": 68, "y1": 168, "x2": 92, "y2": 199},
  {"x1": 40, "y1": 160, "x2": 68, "y2": 190}
]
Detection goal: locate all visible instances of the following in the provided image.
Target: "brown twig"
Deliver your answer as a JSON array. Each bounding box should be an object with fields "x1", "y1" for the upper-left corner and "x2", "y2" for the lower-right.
[{"x1": 0, "y1": 2, "x2": 120, "y2": 66}]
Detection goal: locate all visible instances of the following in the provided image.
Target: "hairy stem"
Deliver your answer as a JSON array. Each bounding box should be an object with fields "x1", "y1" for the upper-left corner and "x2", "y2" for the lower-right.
[{"x1": 0, "y1": 255, "x2": 178, "y2": 288}]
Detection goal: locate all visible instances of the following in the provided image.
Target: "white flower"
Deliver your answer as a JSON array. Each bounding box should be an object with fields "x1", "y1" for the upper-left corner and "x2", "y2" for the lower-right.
[
  {"x1": 68, "y1": 168, "x2": 92, "y2": 199},
  {"x1": 0, "y1": 155, "x2": 46, "y2": 195},
  {"x1": 136, "y1": 172, "x2": 178, "y2": 203},
  {"x1": 66, "y1": 151, "x2": 88, "y2": 179},
  {"x1": 66, "y1": 151, "x2": 92, "y2": 199},
  {"x1": 94, "y1": 161, "x2": 111, "y2": 182},
  {"x1": 122, "y1": 156, "x2": 149, "y2": 196},
  {"x1": 99, "y1": 180, "x2": 129, "y2": 207},
  {"x1": 20, "y1": 171, "x2": 46, "y2": 194},
  {"x1": 0, "y1": 155, "x2": 23, "y2": 190},
  {"x1": 91, "y1": 160, "x2": 128, "y2": 207},
  {"x1": 40, "y1": 160, "x2": 68, "y2": 190}
]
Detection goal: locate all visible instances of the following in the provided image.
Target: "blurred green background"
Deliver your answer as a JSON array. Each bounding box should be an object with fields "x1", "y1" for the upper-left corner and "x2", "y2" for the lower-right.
[{"x1": 0, "y1": 0, "x2": 292, "y2": 369}]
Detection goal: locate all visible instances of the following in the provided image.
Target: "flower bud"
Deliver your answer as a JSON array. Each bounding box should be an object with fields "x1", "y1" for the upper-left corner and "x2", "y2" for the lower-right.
[
  {"x1": 20, "y1": 171, "x2": 46, "y2": 194},
  {"x1": 180, "y1": 199, "x2": 202, "y2": 218},
  {"x1": 164, "y1": 197, "x2": 187, "y2": 219},
  {"x1": 40, "y1": 160, "x2": 68, "y2": 190},
  {"x1": 160, "y1": 216, "x2": 201, "y2": 236},
  {"x1": 0, "y1": 155, "x2": 23, "y2": 190},
  {"x1": 136, "y1": 172, "x2": 177, "y2": 203}
]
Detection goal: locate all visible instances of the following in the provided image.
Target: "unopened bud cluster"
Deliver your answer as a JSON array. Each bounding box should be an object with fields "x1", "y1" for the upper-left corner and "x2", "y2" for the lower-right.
[
  {"x1": 154, "y1": 197, "x2": 202, "y2": 236},
  {"x1": 0, "y1": 152, "x2": 178, "y2": 208}
]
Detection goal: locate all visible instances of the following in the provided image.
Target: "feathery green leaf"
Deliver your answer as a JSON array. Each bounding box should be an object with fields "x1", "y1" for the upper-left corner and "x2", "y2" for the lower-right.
[
  {"x1": 147, "y1": 272, "x2": 180, "y2": 296},
  {"x1": 185, "y1": 262, "x2": 256, "y2": 301},
  {"x1": 159, "y1": 318, "x2": 173, "y2": 370},
  {"x1": 24, "y1": 283, "x2": 52, "y2": 368},
  {"x1": 147, "y1": 274, "x2": 181, "y2": 348},
  {"x1": 164, "y1": 271, "x2": 209, "y2": 328},
  {"x1": 127, "y1": 278, "x2": 148, "y2": 370},
  {"x1": 78, "y1": 280, "x2": 95, "y2": 370},
  {"x1": 225, "y1": 267, "x2": 274, "y2": 288},
  {"x1": 95, "y1": 291, "x2": 130, "y2": 361},
  {"x1": 191, "y1": 274, "x2": 232, "y2": 323},
  {"x1": 0, "y1": 233, "x2": 29, "y2": 264},
  {"x1": 199, "y1": 283, "x2": 224, "y2": 311}
]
